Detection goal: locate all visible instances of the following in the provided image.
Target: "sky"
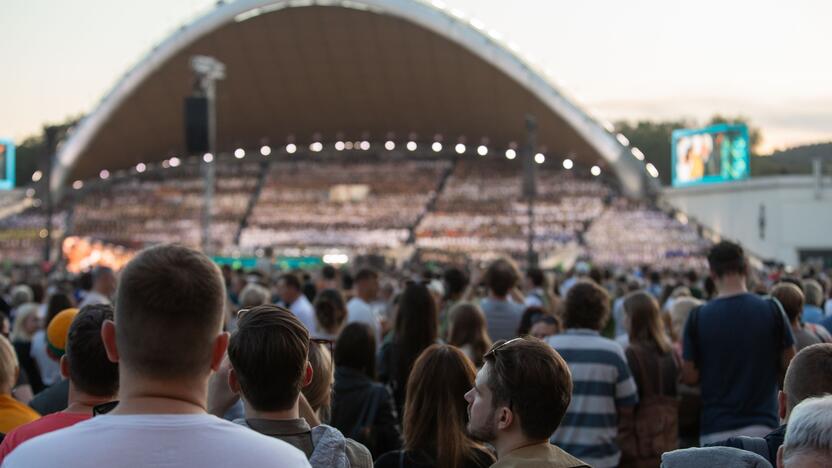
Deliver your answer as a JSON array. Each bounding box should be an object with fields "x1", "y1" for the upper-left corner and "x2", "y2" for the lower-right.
[{"x1": 2, "y1": 0, "x2": 831, "y2": 154}]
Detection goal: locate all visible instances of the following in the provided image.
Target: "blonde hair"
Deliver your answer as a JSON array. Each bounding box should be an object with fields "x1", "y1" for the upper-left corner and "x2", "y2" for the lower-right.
[
  {"x1": 302, "y1": 342, "x2": 333, "y2": 415},
  {"x1": 0, "y1": 335, "x2": 18, "y2": 391},
  {"x1": 11, "y1": 303, "x2": 40, "y2": 342}
]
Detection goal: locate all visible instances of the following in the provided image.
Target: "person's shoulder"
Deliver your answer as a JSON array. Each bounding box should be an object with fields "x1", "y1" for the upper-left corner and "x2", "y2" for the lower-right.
[
  {"x1": 375, "y1": 450, "x2": 404, "y2": 468},
  {"x1": 344, "y1": 438, "x2": 373, "y2": 468}
]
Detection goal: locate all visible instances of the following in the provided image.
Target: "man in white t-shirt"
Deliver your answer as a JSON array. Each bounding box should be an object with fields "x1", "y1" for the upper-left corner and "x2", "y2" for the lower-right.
[
  {"x1": 277, "y1": 273, "x2": 317, "y2": 333},
  {"x1": 77, "y1": 266, "x2": 116, "y2": 309},
  {"x1": 346, "y1": 268, "x2": 382, "y2": 344},
  {"x1": 3, "y1": 244, "x2": 309, "y2": 468}
]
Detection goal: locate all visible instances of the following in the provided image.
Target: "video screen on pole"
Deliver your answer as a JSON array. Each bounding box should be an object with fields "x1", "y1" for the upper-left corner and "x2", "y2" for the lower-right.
[
  {"x1": 671, "y1": 124, "x2": 749, "y2": 187},
  {"x1": 0, "y1": 139, "x2": 15, "y2": 190}
]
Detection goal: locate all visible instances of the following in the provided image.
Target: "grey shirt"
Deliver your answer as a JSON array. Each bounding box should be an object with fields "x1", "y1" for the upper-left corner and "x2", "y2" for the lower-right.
[{"x1": 480, "y1": 297, "x2": 524, "y2": 342}]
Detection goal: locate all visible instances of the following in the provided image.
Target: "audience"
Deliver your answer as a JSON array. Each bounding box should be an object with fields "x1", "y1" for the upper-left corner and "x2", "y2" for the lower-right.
[
  {"x1": 227, "y1": 305, "x2": 371, "y2": 468},
  {"x1": 800, "y1": 279, "x2": 826, "y2": 325},
  {"x1": 9, "y1": 303, "x2": 44, "y2": 394},
  {"x1": 480, "y1": 259, "x2": 524, "y2": 342},
  {"x1": 682, "y1": 241, "x2": 796, "y2": 444},
  {"x1": 331, "y1": 322, "x2": 401, "y2": 458},
  {"x1": 379, "y1": 283, "x2": 438, "y2": 418},
  {"x1": 465, "y1": 337, "x2": 588, "y2": 467},
  {"x1": 313, "y1": 289, "x2": 348, "y2": 340},
  {"x1": 278, "y1": 273, "x2": 317, "y2": 333},
  {"x1": 771, "y1": 283, "x2": 831, "y2": 350},
  {"x1": 0, "y1": 304, "x2": 118, "y2": 461},
  {"x1": 546, "y1": 281, "x2": 637, "y2": 468},
  {"x1": 303, "y1": 340, "x2": 334, "y2": 424},
  {"x1": 28, "y1": 308, "x2": 79, "y2": 416},
  {"x1": 3, "y1": 244, "x2": 310, "y2": 467},
  {"x1": 446, "y1": 303, "x2": 492, "y2": 368},
  {"x1": 0, "y1": 336, "x2": 39, "y2": 435},
  {"x1": 776, "y1": 396, "x2": 832, "y2": 467},
  {"x1": 347, "y1": 269, "x2": 382, "y2": 345},
  {"x1": 77, "y1": 266, "x2": 116, "y2": 308}
]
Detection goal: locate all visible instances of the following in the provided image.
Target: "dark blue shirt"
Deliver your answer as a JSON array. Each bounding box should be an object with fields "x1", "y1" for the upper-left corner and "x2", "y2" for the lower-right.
[{"x1": 683, "y1": 293, "x2": 794, "y2": 436}]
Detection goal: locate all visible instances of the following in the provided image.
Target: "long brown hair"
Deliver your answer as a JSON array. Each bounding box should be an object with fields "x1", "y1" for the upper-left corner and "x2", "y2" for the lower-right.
[
  {"x1": 394, "y1": 283, "x2": 438, "y2": 389},
  {"x1": 403, "y1": 344, "x2": 494, "y2": 468},
  {"x1": 447, "y1": 303, "x2": 492, "y2": 367},
  {"x1": 624, "y1": 291, "x2": 671, "y2": 353}
]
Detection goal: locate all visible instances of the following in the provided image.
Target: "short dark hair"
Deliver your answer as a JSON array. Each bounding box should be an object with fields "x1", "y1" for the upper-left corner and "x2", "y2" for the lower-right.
[
  {"x1": 771, "y1": 283, "x2": 804, "y2": 322},
  {"x1": 484, "y1": 338, "x2": 572, "y2": 440},
  {"x1": 322, "y1": 265, "x2": 337, "y2": 280},
  {"x1": 563, "y1": 280, "x2": 610, "y2": 330},
  {"x1": 314, "y1": 289, "x2": 347, "y2": 334},
  {"x1": 527, "y1": 268, "x2": 545, "y2": 288},
  {"x1": 484, "y1": 259, "x2": 519, "y2": 297},
  {"x1": 443, "y1": 268, "x2": 469, "y2": 298},
  {"x1": 784, "y1": 344, "x2": 832, "y2": 411},
  {"x1": 115, "y1": 244, "x2": 226, "y2": 379},
  {"x1": 334, "y1": 322, "x2": 376, "y2": 379},
  {"x1": 279, "y1": 273, "x2": 302, "y2": 291},
  {"x1": 66, "y1": 304, "x2": 119, "y2": 397},
  {"x1": 354, "y1": 268, "x2": 378, "y2": 283},
  {"x1": 228, "y1": 305, "x2": 309, "y2": 411},
  {"x1": 707, "y1": 241, "x2": 747, "y2": 278}
]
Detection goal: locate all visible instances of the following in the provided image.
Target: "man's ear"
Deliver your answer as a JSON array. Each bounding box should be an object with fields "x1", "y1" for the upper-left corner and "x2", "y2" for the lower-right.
[
  {"x1": 59, "y1": 354, "x2": 70, "y2": 379},
  {"x1": 778, "y1": 390, "x2": 788, "y2": 422},
  {"x1": 228, "y1": 367, "x2": 241, "y2": 394},
  {"x1": 496, "y1": 406, "x2": 514, "y2": 431},
  {"x1": 101, "y1": 320, "x2": 119, "y2": 363},
  {"x1": 302, "y1": 361, "x2": 314, "y2": 387},
  {"x1": 210, "y1": 332, "x2": 230, "y2": 372}
]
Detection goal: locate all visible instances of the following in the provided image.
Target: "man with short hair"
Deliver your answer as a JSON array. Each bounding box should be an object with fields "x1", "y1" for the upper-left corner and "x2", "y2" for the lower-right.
[
  {"x1": 710, "y1": 343, "x2": 832, "y2": 464},
  {"x1": 465, "y1": 337, "x2": 588, "y2": 467},
  {"x1": 278, "y1": 273, "x2": 317, "y2": 333},
  {"x1": 0, "y1": 304, "x2": 118, "y2": 460},
  {"x1": 347, "y1": 268, "x2": 382, "y2": 344},
  {"x1": 78, "y1": 266, "x2": 116, "y2": 308},
  {"x1": 683, "y1": 241, "x2": 796, "y2": 444},
  {"x1": 524, "y1": 268, "x2": 548, "y2": 309},
  {"x1": 545, "y1": 280, "x2": 638, "y2": 468},
  {"x1": 4, "y1": 244, "x2": 309, "y2": 467},
  {"x1": 480, "y1": 259, "x2": 525, "y2": 342},
  {"x1": 801, "y1": 279, "x2": 826, "y2": 324},
  {"x1": 770, "y1": 283, "x2": 830, "y2": 350},
  {"x1": 777, "y1": 395, "x2": 832, "y2": 467},
  {"x1": 227, "y1": 304, "x2": 372, "y2": 467}
]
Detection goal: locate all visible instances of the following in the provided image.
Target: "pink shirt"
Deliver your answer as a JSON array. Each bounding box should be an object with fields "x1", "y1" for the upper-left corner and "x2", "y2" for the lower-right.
[{"x1": 0, "y1": 412, "x2": 90, "y2": 462}]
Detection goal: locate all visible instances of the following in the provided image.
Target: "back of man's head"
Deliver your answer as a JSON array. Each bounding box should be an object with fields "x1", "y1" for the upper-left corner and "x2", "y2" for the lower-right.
[
  {"x1": 784, "y1": 343, "x2": 832, "y2": 413},
  {"x1": 228, "y1": 305, "x2": 309, "y2": 411},
  {"x1": 280, "y1": 273, "x2": 302, "y2": 292},
  {"x1": 485, "y1": 259, "x2": 519, "y2": 297},
  {"x1": 115, "y1": 244, "x2": 225, "y2": 380},
  {"x1": 563, "y1": 280, "x2": 610, "y2": 331},
  {"x1": 772, "y1": 283, "x2": 804, "y2": 323},
  {"x1": 66, "y1": 304, "x2": 118, "y2": 397},
  {"x1": 321, "y1": 265, "x2": 337, "y2": 281},
  {"x1": 707, "y1": 241, "x2": 747, "y2": 279},
  {"x1": 484, "y1": 338, "x2": 572, "y2": 441},
  {"x1": 802, "y1": 280, "x2": 824, "y2": 308},
  {"x1": 780, "y1": 395, "x2": 832, "y2": 467},
  {"x1": 354, "y1": 268, "x2": 378, "y2": 285},
  {"x1": 527, "y1": 268, "x2": 545, "y2": 288}
]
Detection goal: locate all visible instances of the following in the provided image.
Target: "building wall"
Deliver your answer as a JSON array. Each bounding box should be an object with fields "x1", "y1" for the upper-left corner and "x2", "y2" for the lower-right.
[{"x1": 662, "y1": 175, "x2": 832, "y2": 266}]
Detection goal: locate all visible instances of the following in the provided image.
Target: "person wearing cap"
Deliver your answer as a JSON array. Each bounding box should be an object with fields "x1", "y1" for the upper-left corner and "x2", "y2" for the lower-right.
[
  {"x1": 0, "y1": 304, "x2": 118, "y2": 461},
  {"x1": 27, "y1": 308, "x2": 79, "y2": 416},
  {"x1": 0, "y1": 335, "x2": 40, "y2": 434}
]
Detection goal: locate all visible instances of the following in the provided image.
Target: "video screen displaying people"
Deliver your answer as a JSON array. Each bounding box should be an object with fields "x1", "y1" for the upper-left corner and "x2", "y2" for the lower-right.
[{"x1": 672, "y1": 125, "x2": 749, "y2": 186}]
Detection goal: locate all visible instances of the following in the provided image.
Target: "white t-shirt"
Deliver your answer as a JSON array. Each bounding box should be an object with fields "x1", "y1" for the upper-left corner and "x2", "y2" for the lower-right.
[
  {"x1": 78, "y1": 290, "x2": 111, "y2": 309},
  {"x1": 288, "y1": 295, "x2": 317, "y2": 334},
  {"x1": 29, "y1": 331, "x2": 61, "y2": 386},
  {"x1": 2, "y1": 413, "x2": 310, "y2": 468},
  {"x1": 347, "y1": 297, "x2": 381, "y2": 345}
]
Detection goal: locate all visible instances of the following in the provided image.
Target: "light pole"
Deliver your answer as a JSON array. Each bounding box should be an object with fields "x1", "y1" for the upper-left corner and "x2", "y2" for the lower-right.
[{"x1": 522, "y1": 114, "x2": 538, "y2": 268}]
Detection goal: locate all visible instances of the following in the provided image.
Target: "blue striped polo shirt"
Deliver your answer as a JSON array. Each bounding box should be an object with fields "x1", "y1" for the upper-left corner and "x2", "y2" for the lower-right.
[{"x1": 546, "y1": 329, "x2": 639, "y2": 468}]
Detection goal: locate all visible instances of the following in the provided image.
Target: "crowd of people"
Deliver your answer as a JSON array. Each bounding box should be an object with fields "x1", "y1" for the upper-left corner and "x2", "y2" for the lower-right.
[{"x1": 0, "y1": 240, "x2": 829, "y2": 467}]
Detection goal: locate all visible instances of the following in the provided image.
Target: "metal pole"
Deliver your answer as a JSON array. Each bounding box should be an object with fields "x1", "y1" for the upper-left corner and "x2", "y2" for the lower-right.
[
  {"x1": 43, "y1": 126, "x2": 58, "y2": 264},
  {"x1": 523, "y1": 114, "x2": 538, "y2": 268}
]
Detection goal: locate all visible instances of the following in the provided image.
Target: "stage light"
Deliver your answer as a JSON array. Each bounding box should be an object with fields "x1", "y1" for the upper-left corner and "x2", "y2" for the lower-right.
[
  {"x1": 335, "y1": 141, "x2": 345, "y2": 151},
  {"x1": 385, "y1": 141, "x2": 395, "y2": 151},
  {"x1": 169, "y1": 157, "x2": 181, "y2": 167},
  {"x1": 591, "y1": 165, "x2": 601, "y2": 176},
  {"x1": 286, "y1": 143, "x2": 297, "y2": 154},
  {"x1": 563, "y1": 158, "x2": 574, "y2": 170},
  {"x1": 455, "y1": 143, "x2": 466, "y2": 154},
  {"x1": 310, "y1": 142, "x2": 323, "y2": 152},
  {"x1": 73, "y1": 180, "x2": 84, "y2": 190},
  {"x1": 616, "y1": 133, "x2": 630, "y2": 146},
  {"x1": 234, "y1": 148, "x2": 245, "y2": 159},
  {"x1": 345, "y1": 142, "x2": 354, "y2": 150},
  {"x1": 322, "y1": 253, "x2": 349, "y2": 265},
  {"x1": 432, "y1": 142, "x2": 442, "y2": 153},
  {"x1": 260, "y1": 145, "x2": 271, "y2": 156},
  {"x1": 360, "y1": 141, "x2": 370, "y2": 151},
  {"x1": 646, "y1": 163, "x2": 659, "y2": 178},
  {"x1": 406, "y1": 141, "x2": 417, "y2": 151},
  {"x1": 534, "y1": 153, "x2": 545, "y2": 164},
  {"x1": 505, "y1": 148, "x2": 516, "y2": 160},
  {"x1": 136, "y1": 163, "x2": 146, "y2": 173},
  {"x1": 99, "y1": 169, "x2": 110, "y2": 179},
  {"x1": 477, "y1": 145, "x2": 488, "y2": 156},
  {"x1": 203, "y1": 153, "x2": 214, "y2": 163},
  {"x1": 31, "y1": 171, "x2": 42, "y2": 182},
  {"x1": 631, "y1": 147, "x2": 645, "y2": 161}
]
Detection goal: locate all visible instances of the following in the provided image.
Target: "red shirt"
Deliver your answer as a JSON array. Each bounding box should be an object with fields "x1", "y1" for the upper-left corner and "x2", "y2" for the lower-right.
[{"x1": 0, "y1": 412, "x2": 90, "y2": 462}]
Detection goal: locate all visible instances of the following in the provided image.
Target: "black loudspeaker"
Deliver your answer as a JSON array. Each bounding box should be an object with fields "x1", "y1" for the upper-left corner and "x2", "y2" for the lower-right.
[{"x1": 184, "y1": 96, "x2": 209, "y2": 154}]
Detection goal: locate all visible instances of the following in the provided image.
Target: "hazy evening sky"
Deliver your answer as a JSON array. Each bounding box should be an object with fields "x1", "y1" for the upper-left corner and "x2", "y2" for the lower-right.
[{"x1": 2, "y1": 0, "x2": 830, "y2": 153}]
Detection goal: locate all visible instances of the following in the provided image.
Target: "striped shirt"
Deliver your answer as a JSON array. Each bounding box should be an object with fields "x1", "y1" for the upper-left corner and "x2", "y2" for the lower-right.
[
  {"x1": 480, "y1": 298, "x2": 524, "y2": 342},
  {"x1": 546, "y1": 329, "x2": 638, "y2": 468}
]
